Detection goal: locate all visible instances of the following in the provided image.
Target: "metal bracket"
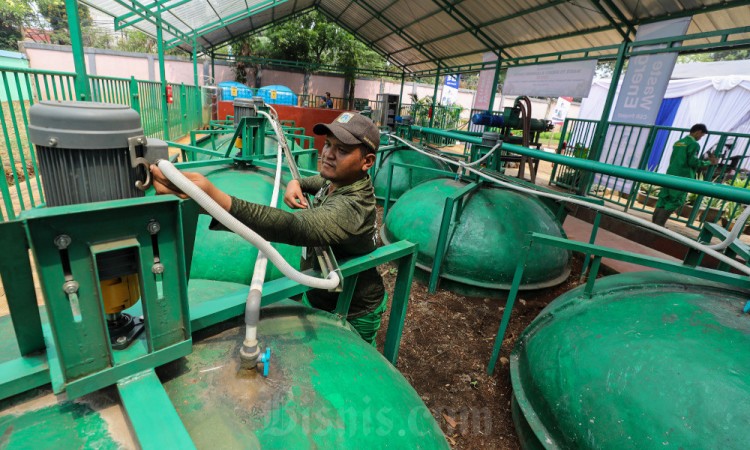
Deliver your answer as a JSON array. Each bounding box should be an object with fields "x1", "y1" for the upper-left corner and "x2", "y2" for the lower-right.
[{"x1": 128, "y1": 135, "x2": 152, "y2": 191}]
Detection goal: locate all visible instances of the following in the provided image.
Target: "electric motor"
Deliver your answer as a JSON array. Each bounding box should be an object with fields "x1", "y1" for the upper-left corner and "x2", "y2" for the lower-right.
[{"x1": 28, "y1": 101, "x2": 167, "y2": 207}]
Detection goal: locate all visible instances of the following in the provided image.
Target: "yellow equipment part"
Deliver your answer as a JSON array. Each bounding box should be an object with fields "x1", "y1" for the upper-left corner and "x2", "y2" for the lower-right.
[
  {"x1": 100, "y1": 274, "x2": 140, "y2": 314},
  {"x1": 235, "y1": 137, "x2": 242, "y2": 148}
]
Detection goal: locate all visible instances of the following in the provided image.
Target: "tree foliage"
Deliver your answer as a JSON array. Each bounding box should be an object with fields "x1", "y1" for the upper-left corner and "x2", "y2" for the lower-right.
[
  {"x1": 0, "y1": 0, "x2": 34, "y2": 50},
  {"x1": 0, "y1": 0, "x2": 114, "y2": 49},
  {"x1": 230, "y1": 10, "x2": 393, "y2": 94},
  {"x1": 115, "y1": 29, "x2": 183, "y2": 56},
  {"x1": 35, "y1": 0, "x2": 94, "y2": 45}
]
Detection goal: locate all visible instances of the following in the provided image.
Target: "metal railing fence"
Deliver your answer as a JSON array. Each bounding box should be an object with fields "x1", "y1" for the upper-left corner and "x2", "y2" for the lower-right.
[
  {"x1": 0, "y1": 65, "x2": 204, "y2": 221},
  {"x1": 550, "y1": 118, "x2": 750, "y2": 231}
]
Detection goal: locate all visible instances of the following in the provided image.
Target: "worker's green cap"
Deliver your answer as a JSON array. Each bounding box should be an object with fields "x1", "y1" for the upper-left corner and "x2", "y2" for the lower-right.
[{"x1": 313, "y1": 112, "x2": 379, "y2": 153}]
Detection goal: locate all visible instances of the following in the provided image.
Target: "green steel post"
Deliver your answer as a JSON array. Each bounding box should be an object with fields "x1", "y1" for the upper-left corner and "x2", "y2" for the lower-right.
[
  {"x1": 487, "y1": 59, "x2": 502, "y2": 113},
  {"x1": 383, "y1": 163, "x2": 396, "y2": 218},
  {"x1": 580, "y1": 42, "x2": 627, "y2": 195},
  {"x1": 0, "y1": 222, "x2": 45, "y2": 355},
  {"x1": 583, "y1": 256, "x2": 602, "y2": 297},
  {"x1": 487, "y1": 236, "x2": 530, "y2": 375},
  {"x1": 334, "y1": 274, "x2": 359, "y2": 324},
  {"x1": 64, "y1": 0, "x2": 91, "y2": 101},
  {"x1": 581, "y1": 212, "x2": 602, "y2": 282},
  {"x1": 180, "y1": 84, "x2": 187, "y2": 136},
  {"x1": 410, "y1": 125, "x2": 750, "y2": 204},
  {"x1": 429, "y1": 195, "x2": 456, "y2": 293},
  {"x1": 429, "y1": 67, "x2": 440, "y2": 128},
  {"x1": 192, "y1": 37, "x2": 201, "y2": 127},
  {"x1": 397, "y1": 72, "x2": 405, "y2": 115},
  {"x1": 129, "y1": 76, "x2": 140, "y2": 114},
  {"x1": 548, "y1": 118, "x2": 571, "y2": 184},
  {"x1": 429, "y1": 182, "x2": 481, "y2": 293},
  {"x1": 155, "y1": 5, "x2": 170, "y2": 140},
  {"x1": 384, "y1": 248, "x2": 419, "y2": 365},
  {"x1": 192, "y1": 38, "x2": 199, "y2": 88}
]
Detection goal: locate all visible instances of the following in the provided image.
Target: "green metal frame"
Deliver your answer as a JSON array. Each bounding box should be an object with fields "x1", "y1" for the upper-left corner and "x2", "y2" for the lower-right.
[
  {"x1": 114, "y1": 0, "x2": 193, "y2": 31},
  {"x1": 64, "y1": 0, "x2": 91, "y2": 101},
  {"x1": 117, "y1": 369, "x2": 196, "y2": 450},
  {"x1": 187, "y1": 239, "x2": 419, "y2": 365},
  {"x1": 22, "y1": 196, "x2": 192, "y2": 399},
  {"x1": 0, "y1": 222, "x2": 48, "y2": 400},
  {"x1": 381, "y1": 156, "x2": 605, "y2": 294},
  {"x1": 487, "y1": 231, "x2": 750, "y2": 374},
  {"x1": 406, "y1": 24, "x2": 750, "y2": 77},
  {"x1": 411, "y1": 125, "x2": 750, "y2": 204},
  {"x1": 211, "y1": 54, "x2": 398, "y2": 79},
  {"x1": 163, "y1": 0, "x2": 290, "y2": 50}
]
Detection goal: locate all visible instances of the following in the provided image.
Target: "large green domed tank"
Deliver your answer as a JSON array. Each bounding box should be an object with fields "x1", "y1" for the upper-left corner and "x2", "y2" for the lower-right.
[
  {"x1": 511, "y1": 271, "x2": 750, "y2": 449},
  {"x1": 0, "y1": 299, "x2": 448, "y2": 449},
  {"x1": 373, "y1": 148, "x2": 453, "y2": 201},
  {"x1": 381, "y1": 178, "x2": 570, "y2": 294},
  {"x1": 189, "y1": 165, "x2": 301, "y2": 285}
]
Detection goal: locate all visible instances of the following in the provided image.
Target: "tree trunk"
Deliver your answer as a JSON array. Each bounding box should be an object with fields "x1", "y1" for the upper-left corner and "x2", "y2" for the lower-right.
[
  {"x1": 254, "y1": 65, "x2": 262, "y2": 88},
  {"x1": 347, "y1": 77, "x2": 355, "y2": 109},
  {"x1": 303, "y1": 71, "x2": 311, "y2": 105}
]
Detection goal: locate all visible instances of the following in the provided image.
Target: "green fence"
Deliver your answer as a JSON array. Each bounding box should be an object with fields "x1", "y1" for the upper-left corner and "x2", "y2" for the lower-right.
[
  {"x1": 400, "y1": 103, "x2": 464, "y2": 146},
  {"x1": 0, "y1": 65, "x2": 204, "y2": 222},
  {"x1": 551, "y1": 118, "x2": 750, "y2": 231},
  {"x1": 296, "y1": 94, "x2": 384, "y2": 113}
]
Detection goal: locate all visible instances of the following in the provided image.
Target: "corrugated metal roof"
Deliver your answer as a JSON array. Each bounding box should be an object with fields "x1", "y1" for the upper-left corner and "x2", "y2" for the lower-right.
[{"x1": 81, "y1": 0, "x2": 750, "y2": 73}]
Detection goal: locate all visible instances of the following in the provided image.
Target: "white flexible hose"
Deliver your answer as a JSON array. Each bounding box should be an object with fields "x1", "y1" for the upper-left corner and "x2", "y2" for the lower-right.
[
  {"x1": 464, "y1": 142, "x2": 501, "y2": 167},
  {"x1": 244, "y1": 140, "x2": 284, "y2": 343},
  {"x1": 157, "y1": 160, "x2": 340, "y2": 289},
  {"x1": 389, "y1": 135, "x2": 750, "y2": 276},
  {"x1": 243, "y1": 108, "x2": 293, "y2": 344},
  {"x1": 707, "y1": 204, "x2": 750, "y2": 250}
]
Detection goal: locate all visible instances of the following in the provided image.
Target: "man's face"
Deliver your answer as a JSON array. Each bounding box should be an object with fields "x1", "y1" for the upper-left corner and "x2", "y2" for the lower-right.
[{"x1": 320, "y1": 135, "x2": 374, "y2": 186}]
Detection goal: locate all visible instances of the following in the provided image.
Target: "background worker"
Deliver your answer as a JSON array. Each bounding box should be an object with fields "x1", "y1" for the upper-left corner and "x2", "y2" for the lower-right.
[
  {"x1": 150, "y1": 113, "x2": 387, "y2": 345},
  {"x1": 320, "y1": 92, "x2": 334, "y2": 108},
  {"x1": 652, "y1": 123, "x2": 718, "y2": 226}
]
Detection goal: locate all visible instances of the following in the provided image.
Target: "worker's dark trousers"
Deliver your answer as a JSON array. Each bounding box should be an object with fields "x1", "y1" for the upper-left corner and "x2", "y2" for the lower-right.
[{"x1": 652, "y1": 208, "x2": 673, "y2": 226}]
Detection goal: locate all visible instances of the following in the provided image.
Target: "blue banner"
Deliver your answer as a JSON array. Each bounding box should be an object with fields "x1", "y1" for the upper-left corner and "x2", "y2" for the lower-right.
[{"x1": 444, "y1": 75, "x2": 460, "y2": 89}]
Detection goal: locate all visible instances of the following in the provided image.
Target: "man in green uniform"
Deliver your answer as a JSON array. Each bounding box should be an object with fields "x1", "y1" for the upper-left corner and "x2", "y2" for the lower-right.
[
  {"x1": 652, "y1": 124, "x2": 718, "y2": 226},
  {"x1": 150, "y1": 113, "x2": 386, "y2": 345}
]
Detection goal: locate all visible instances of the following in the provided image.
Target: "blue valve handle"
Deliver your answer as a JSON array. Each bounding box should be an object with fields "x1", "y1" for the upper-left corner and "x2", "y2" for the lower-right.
[{"x1": 258, "y1": 347, "x2": 271, "y2": 377}]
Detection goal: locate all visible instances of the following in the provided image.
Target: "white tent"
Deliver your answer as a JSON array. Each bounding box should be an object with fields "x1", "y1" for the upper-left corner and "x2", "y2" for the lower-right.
[{"x1": 579, "y1": 75, "x2": 750, "y2": 174}]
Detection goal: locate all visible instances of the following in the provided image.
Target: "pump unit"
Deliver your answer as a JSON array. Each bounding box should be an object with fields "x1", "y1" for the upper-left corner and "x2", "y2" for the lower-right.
[
  {"x1": 28, "y1": 100, "x2": 170, "y2": 351},
  {"x1": 29, "y1": 101, "x2": 167, "y2": 206}
]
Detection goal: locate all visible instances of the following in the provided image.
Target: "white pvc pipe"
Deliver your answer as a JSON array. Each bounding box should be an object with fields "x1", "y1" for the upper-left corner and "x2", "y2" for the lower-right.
[
  {"x1": 389, "y1": 134, "x2": 750, "y2": 276},
  {"x1": 244, "y1": 140, "x2": 284, "y2": 343},
  {"x1": 157, "y1": 160, "x2": 340, "y2": 289}
]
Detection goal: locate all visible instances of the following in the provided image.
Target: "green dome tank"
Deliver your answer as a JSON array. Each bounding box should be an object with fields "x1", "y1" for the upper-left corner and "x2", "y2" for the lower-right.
[
  {"x1": 511, "y1": 271, "x2": 750, "y2": 449},
  {"x1": 0, "y1": 297, "x2": 448, "y2": 449},
  {"x1": 373, "y1": 148, "x2": 452, "y2": 201},
  {"x1": 381, "y1": 178, "x2": 570, "y2": 294},
  {"x1": 189, "y1": 165, "x2": 301, "y2": 285}
]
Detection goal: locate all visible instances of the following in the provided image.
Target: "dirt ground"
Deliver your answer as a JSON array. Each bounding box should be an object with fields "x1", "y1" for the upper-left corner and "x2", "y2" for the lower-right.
[{"x1": 373, "y1": 206, "x2": 587, "y2": 449}]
